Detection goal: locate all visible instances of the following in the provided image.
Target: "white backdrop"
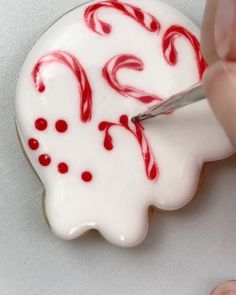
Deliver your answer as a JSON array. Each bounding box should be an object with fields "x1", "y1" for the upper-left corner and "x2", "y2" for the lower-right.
[{"x1": 0, "y1": 0, "x2": 236, "y2": 294}]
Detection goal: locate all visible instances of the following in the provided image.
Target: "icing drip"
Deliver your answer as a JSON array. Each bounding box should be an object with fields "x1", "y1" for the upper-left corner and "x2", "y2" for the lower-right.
[
  {"x1": 99, "y1": 115, "x2": 158, "y2": 181},
  {"x1": 162, "y1": 25, "x2": 207, "y2": 79},
  {"x1": 84, "y1": 0, "x2": 161, "y2": 35},
  {"x1": 32, "y1": 50, "x2": 93, "y2": 122},
  {"x1": 103, "y1": 54, "x2": 163, "y2": 104}
]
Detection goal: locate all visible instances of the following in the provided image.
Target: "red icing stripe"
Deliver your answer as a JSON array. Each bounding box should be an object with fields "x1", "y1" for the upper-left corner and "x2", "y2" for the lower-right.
[
  {"x1": 99, "y1": 115, "x2": 158, "y2": 181},
  {"x1": 103, "y1": 54, "x2": 163, "y2": 104},
  {"x1": 84, "y1": 0, "x2": 160, "y2": 35},
  {"x1": 32, "y1": 50, "x2": 93, "y2": 123},
  {"x1": 162, "y1": 25, "x2": 207, "y2": 80}
]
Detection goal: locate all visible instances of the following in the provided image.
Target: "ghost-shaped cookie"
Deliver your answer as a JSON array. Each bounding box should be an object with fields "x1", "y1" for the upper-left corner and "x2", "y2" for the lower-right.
[{"x1": 15, "y1": 0, "x2": 233, "y2": 247}]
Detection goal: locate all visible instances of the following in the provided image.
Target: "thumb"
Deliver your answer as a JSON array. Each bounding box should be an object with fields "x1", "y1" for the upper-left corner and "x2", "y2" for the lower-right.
[
  {"x1": 203, "y1": 61, "x2": 236, "y2": 148},
  {"x1": 202, "y1": 0, "x2": 236, "y2": 148},
  {"x1": 210, "y1": 281, "x2": 236, "y2": 295}
]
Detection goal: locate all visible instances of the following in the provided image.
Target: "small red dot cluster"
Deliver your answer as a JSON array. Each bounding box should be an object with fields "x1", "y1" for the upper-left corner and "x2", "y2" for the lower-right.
[
  {"x1": 27, "y1": 118, "x2": 93, "y2": 182},
  {"x1": 34, "y1": 118, "x2": 69, "y2": 133},
  {"x1": 28, "y1": 118, "x2": 70, "y2": 173}
]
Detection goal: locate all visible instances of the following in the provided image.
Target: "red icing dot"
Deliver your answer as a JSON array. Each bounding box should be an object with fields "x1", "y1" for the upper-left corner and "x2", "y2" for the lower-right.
[
  {"x1": 81, "y1": 171, "x2": 93, "y2": 182},
  {"x1": 35, "y1": 118, "x2": 47, "y2": 131},
  {"x1": 98, "y1": 122, "x2": 108, "y2": 131},
  {"x1": 39, "y1": 154, "x2": 51, "y2": 166},
  {"x1": 58, "y1": 162, "x2": 69, "y2": 174},
  {"x1": 55, "y1": 120, "x2": 68, "y2": 133},
  {"x1": 38, "y1": 83, "x2": 45, "y2": 93},
  {"x1": 102, "y1": 23, "x2": 111, "y2": 34},
  {"x1": 28, "y1": 138, "x2": 39, "y2": 150},
  {"x1": 150, "y1": 20, "x2": 158, "y2": 32}
]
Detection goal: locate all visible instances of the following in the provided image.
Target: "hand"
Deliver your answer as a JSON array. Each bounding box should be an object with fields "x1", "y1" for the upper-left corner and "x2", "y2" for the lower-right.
[
  {"x1": 202, "y1": 1, "x2": 236, "y2": 294},
  {"x1": 202, "y1": 0, "x2": 236, "y2": 149},
  {"x1": 209, "y1": 281, "x2": 236, "y2": 295}
]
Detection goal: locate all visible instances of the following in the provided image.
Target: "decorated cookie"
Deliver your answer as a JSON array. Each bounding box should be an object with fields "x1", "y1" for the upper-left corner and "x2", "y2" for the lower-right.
[{"x1": 15, "y1": 0, "x2": 233, "y2": 247}]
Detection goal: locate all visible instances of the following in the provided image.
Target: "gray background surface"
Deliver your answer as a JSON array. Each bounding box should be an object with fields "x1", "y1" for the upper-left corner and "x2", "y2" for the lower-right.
[{"x1": 0, "y1": 0, "x2": 236, "y2": 294}]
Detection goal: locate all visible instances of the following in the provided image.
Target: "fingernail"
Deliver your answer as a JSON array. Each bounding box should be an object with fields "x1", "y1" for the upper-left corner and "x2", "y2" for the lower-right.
[
  {"x1": 211, "y1": 281, "x2": 236, "y2": 295},
  {"x1": 215, "y1": 0, "x2": 236, "y2": 59}
]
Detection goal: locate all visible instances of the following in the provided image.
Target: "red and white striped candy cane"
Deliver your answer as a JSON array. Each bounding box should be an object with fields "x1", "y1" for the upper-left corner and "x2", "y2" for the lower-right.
[
  {"x1": 32, "y1": 50, "x2": 93, "y2": 123},
  {"x1": 103, "y1": 54, "x2": 163, "y2": 104},
  {"x1": 134, "y1": 120, "x2": 158, "y2": 181},
  {"x1": 98, "y1": 115, "x2": 159, "y2": 181},
  {"x1": 84, "y1": 0, "x2": 161, "y2": 35},
  {"x1": 162, "y1": 25, "x2": 207, "y2": 80}
]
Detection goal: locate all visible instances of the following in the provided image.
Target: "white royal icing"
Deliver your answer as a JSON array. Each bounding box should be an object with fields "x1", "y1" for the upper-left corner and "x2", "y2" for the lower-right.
[{"x1": 15, "y1": 0, "x2": 233, "y2": 247}]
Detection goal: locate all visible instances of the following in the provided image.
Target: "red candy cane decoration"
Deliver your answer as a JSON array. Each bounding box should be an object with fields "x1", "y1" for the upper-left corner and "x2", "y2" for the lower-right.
[
  {"x1": 84, "y1": 0, "x2": 161, "y2": 35},
  {"x1": 103, "y1": 54, "x2": 163, "y2": 104},
  {"x1": 162, "y1": 25, "x2": 207, "y2": 80},
  {"x1": 32, "y1": 50, "x2": 93, "y2": 123},
  {"x1": 99, "y1": 115, "x2": 158, "y2": 181}
]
